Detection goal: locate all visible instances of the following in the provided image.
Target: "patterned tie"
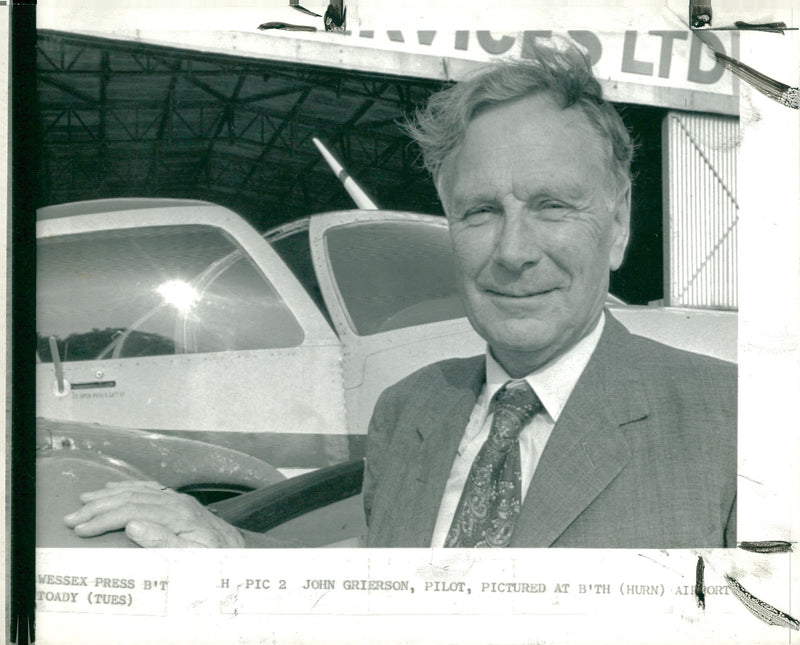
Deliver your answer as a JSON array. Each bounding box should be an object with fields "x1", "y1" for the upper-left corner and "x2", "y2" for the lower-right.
[{"x1": 445, "y1": 379, "x2": 543, "y2": 548}]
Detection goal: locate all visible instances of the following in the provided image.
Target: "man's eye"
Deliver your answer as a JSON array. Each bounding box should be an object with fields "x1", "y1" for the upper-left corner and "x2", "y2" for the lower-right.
[
  {"x1": 461, "y1": 207, "x2": 495, "y2": 224},
  {"x1": 535, "y1": 201, "x2": 571, "y2": 219}
]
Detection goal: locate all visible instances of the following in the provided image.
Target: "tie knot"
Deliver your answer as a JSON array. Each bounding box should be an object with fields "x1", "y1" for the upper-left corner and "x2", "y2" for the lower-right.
[{"x1": 488, "y1": 380, "x2": 542, "y2": 446}]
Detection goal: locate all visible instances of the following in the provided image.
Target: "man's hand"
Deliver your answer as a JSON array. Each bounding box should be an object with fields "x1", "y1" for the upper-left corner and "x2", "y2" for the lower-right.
[{"x1": 63, "y1": 481, "x2": 245, "y2": 548}]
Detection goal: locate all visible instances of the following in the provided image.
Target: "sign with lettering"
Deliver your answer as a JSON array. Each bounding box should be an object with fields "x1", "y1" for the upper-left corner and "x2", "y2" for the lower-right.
[
  {"x1": 36, "y1": 2, "x2": 741, "y2": 117},
  {"x1": 347, "y1": 29, "x2": 739, "y2": 114}
]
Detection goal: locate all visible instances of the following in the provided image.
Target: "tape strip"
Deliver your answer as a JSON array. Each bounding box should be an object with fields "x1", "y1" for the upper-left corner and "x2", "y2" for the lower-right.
[{"x1": 714, "y1": 51, "x2": 799, "y2": 109}]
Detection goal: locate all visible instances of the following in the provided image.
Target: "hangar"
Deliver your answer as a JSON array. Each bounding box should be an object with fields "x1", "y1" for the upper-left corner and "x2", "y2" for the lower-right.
[
  {"x1": 36, "y1": 30, "x2": 446, "y2": 229},
  {"x1": 36, "y1": 23, "x2": 740, "y2": 307}
]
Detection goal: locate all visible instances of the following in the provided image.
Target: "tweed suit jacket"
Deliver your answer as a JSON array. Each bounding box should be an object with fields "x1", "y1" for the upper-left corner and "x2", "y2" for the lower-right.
[{"x1": 364, "y1": 313, "x2": 737, "y2": 548}]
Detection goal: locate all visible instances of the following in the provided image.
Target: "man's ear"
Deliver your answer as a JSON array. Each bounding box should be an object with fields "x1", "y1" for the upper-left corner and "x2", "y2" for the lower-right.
[{"x1": 609, "y1": 185, "x2": 631, "y2": 272}]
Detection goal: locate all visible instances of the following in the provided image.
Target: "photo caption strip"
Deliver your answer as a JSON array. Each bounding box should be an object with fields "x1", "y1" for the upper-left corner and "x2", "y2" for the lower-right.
[
  {"x1": 36, "y1": 549, "x2": 748, "y2": 619},
  {"x1": 35, "y1": 551, "x2": 170, "y2": 617}
]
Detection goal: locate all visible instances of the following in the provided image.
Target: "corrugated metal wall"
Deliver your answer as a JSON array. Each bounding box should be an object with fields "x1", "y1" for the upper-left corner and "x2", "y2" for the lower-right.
[{"x1": 663, "y1": 112, "x2": 739, "y2": 309}]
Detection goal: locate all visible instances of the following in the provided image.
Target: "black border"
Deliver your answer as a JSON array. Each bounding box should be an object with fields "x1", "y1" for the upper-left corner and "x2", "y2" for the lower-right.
[{"x1": 10, "y1": 1, "x2": 38, "y2": 644}]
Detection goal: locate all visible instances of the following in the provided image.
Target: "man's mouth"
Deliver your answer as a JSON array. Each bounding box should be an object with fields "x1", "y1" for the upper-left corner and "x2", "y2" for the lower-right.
[{"x1": 484, "y1": 287, "x2": 558, "y2": 298}]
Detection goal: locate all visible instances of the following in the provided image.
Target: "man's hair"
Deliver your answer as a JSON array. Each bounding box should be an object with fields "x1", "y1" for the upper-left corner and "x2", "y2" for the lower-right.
[{"x1": 406, "y1": 40, "x2": 634, "y2": 197}]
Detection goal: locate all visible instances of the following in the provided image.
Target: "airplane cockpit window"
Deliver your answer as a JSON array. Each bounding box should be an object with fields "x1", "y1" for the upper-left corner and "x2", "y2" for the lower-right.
[
  {"x1": 324, "y1": 220, "x2": 466, "y2": 336},
  {"x1": 268, "y1": 226, "x2": 334, "y2": 330},
  {"x1": 37, "y1": 225, "x2": 304, "y2": 362}
]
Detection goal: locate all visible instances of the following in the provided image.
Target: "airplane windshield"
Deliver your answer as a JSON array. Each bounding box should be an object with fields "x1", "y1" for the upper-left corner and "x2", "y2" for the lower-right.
[
  {"x1": 37, "y1": 224, "x2": 304, "y2": 362},
  {"x1": 324, "y1": 220, "x2": 466, "y2": 336}
]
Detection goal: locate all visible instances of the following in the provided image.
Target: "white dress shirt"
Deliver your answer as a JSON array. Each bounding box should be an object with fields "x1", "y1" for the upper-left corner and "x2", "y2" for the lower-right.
[{"x1": 430, "y1": 313, "x2": 606, "y2": 547}]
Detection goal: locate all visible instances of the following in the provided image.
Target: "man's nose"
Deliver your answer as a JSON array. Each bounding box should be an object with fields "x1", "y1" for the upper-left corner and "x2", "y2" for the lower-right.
[{"x1": 491, "y1": 208, "x2": 544, "y2": 271}]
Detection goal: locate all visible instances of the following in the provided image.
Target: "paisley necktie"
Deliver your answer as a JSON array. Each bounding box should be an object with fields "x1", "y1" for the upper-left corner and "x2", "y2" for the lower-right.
[{"x1": 445, "y1": 379, "x2": 543, "y2": 547}]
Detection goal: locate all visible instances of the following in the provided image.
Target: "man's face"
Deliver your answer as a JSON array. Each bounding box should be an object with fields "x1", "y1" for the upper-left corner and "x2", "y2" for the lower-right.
[{"x1": 439, "y1": 93, "x2": 630, "y2": 376}]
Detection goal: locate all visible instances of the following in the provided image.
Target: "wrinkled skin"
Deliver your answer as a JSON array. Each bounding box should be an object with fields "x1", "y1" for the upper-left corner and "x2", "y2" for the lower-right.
[
  {"x1": 438, "y1": 93, "x2": 630, "y2": 377},
  {"x1": 64, "y1": 480, "x2": 245, "y2": 548}
]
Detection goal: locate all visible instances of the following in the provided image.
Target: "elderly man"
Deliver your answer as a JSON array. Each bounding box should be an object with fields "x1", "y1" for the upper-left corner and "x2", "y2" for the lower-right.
[
  {"x1": 363, "y1": 43, "x2": 737, "y2": 548},
  {"x1": 65, "y1": 42, "x2": 736, "y2": 549}
]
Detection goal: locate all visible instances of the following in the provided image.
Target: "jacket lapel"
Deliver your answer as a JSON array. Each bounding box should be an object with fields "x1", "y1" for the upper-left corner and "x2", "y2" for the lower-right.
[
  {"x1": 409, "y1": 356, "x2": 485, "y2": 546},
  {"x1": 511, "y1": 313, "x2": 649, "y2": 547}
]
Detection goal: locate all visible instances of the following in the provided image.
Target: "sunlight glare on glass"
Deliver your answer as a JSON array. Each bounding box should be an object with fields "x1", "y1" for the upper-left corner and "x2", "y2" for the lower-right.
[{"x1": 156, "y1": 279, "x2": 199, "y2": 313}]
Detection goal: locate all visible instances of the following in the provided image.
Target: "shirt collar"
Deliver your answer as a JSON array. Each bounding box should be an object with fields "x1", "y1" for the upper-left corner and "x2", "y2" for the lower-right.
[{"x1": 484, "y1": 312, "x2": 606, "y2": 423}]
